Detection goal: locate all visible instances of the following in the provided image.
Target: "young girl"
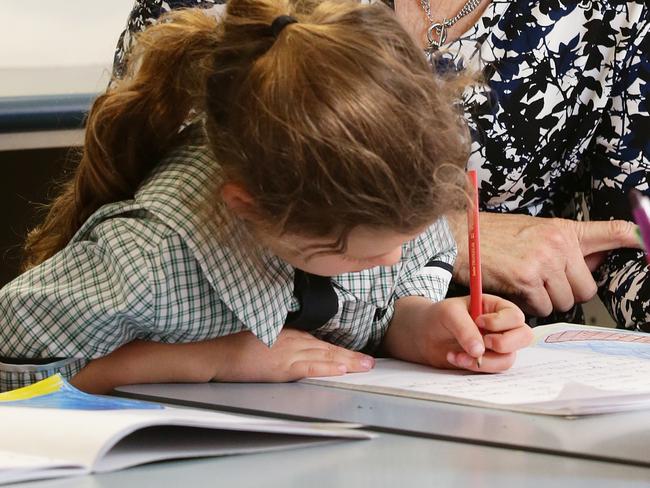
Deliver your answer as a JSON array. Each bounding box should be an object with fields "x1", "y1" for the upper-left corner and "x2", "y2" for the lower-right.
[{"x1": 0, "y1": 0, "x2": 532, "y2": 394}]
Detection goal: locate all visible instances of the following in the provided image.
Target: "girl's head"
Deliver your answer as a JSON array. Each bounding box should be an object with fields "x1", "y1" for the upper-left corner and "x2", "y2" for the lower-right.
[{"x1": 24, "y1": 0, "x2": 471, "y2": 273}]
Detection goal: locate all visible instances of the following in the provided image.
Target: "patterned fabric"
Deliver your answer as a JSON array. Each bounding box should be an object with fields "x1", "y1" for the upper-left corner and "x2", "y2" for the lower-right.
[
  {"x1": 113, "y1": 0, "x2": 224, "y2": 78},
  {"x1": 438, "y1": 1, "x2": 649, "y2": 329},
  {"x1": 0, "y1": 131, "x2": 456, "y2": 391},
  {"x1": 112, "y1": 0, "x2": 650, "y2": 330},
  {"x1": 111, "y1": 0, "x2": 382, "y2": 77}
]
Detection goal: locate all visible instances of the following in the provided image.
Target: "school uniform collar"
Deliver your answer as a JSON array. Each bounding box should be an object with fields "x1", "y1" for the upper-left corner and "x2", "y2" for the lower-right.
[
  {"x1": 79, "y1": 137, "x2": 410, "y2": 343},
  {"x1": 134, "y1": 143, "x2": 296, "y2": 346},
  {"x1": 132, "y1": 140, "x2": 408, "y2": 340}
]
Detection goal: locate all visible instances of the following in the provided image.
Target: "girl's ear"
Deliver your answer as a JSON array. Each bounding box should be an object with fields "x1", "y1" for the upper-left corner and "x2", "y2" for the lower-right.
[{"x1": 221, "y1": 183, "x2": 258, "y2": 220}]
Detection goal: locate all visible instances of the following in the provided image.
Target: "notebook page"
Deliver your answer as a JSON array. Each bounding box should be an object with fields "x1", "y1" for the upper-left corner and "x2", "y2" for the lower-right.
[
  {"x1": 304, "y1": 346, "x2": 650, "y2": 413},
  {"x1": 0, "y1": 450, "x2": 84, "y2": 485},
  {"x1": 0, "y1": 404, "x2": 371, "y2": 474}
]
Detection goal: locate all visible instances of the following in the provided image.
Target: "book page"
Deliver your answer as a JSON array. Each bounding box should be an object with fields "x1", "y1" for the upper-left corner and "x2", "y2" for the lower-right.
[
  {"x1": 532, "y1": 323, "x2": 650, "y2": 361},
  {"x1": 0, "y1": 450, "x2": 84, "y2": 485},
  {"x1": 95, "y1": 426, "x2": 339, "y2": 472},
  {"x1": 0, "y1": 375, "x2": 371, "y2": 481},
  {"x1": 304, "y1": 324, "x2": 650, "y2": 415}
]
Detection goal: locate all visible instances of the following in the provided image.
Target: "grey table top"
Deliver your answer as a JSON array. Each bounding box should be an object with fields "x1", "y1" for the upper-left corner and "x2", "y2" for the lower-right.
[
  {"x1": 116, "y1": 381, "x2": 650, "y2": 468},
  {"x1": 11, "y1": 430, "x2": 650, "y2": 488}
]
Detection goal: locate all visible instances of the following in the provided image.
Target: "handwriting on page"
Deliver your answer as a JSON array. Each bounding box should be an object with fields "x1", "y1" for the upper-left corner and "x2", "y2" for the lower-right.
[{"x1": 331, "y1": 348, "x2": 650, "y2": 406}]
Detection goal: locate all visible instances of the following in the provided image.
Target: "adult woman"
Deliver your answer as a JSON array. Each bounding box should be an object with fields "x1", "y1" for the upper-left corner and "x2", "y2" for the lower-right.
[{"x1": 113, "y1": 0, "x2": 649, "y2": 329}]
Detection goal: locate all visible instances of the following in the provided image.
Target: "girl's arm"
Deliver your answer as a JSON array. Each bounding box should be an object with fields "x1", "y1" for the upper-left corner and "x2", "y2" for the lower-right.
[
  {"x1": 70, "y1": 338, "x2": 228, "y2": 394},
  {"x1": 70, "y1": 329, "x2": 375, "y2": 394}
]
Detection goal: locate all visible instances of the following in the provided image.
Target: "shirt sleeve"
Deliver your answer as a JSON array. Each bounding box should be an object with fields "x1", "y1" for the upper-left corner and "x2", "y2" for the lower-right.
[
  {"x1": 588, "y1": 9, "x2": 650, "y2": 330},
  {"x1": 0, "y1": 214, "x2": 226, "y2": 391},
  {"x1": 364, "y1": 218, "x2": 457, "y2": 351},
  {"x1": 393, "y1": 217, "x2": 457, "y2": 302}
]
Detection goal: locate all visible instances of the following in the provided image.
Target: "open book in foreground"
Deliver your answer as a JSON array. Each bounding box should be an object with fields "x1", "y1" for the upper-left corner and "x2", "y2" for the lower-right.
[
  {"x1": 0, "y1": 375, "x2": 371, "y2": 486},
  {"x1": 305, "y1": 323, "x2": 650, "y2": 416}
]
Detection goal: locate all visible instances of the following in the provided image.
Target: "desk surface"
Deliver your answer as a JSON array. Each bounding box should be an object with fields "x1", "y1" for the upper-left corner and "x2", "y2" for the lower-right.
[
  {"x1": 117, "y1": 381, "x2": 650, "y2": 468},
  {"x1": 12, "y1": 430, "x2": 650, "y2": 488}
]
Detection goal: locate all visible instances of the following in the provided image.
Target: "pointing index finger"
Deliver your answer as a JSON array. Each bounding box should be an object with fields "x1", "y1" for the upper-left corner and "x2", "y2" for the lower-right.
[{"x1": 573, "y1": 219, "x2": 641, "y2": 255}]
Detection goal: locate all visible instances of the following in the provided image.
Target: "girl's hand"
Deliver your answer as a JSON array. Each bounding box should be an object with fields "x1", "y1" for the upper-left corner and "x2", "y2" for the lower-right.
[
  {"x1": 215, "y1": 329, "x2": 375, "y2": 382},
  {"x1": 382, "y1": 295, "x2": 533, "y2": 373},
  {"x1": 71, "y1": 329, "x2": 374, "y2": 394},
  {"x1": 441, "y1": 295, "x2": 533, "y2": 372}
]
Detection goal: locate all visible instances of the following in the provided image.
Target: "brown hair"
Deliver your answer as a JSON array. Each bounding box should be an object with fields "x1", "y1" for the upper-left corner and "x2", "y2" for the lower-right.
[{"x1": 23, "y1": 0, "x2": 471, "y2": 269}]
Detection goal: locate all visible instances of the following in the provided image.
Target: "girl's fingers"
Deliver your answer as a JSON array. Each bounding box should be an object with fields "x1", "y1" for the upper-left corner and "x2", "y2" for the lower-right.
[
  {"x1": 274, "y1": 329, "x2": 374, "y2": 381},
  {"x1": 290, "y1": 332, "x2": 370, "y2": 358},
  {"x1": 322, "y1": 343, "x2": 374, "y2": 360},
  {"x1": 483, "y1": 326, "x2": 534, "y2": 354},
  {"x1": 444, "y1": 313, "x2": 485, "y2": 359},
  {"x1": 296, "y1": 348, "x2": 375, "y2": 372},
  {"x1": 476, "y1": 298, "x2": 526, "y2": 332},
  {"x1": 318, "y1": 343, "x2": 376, "y2": 369},
  {"x1": 480, "y1": 294, "x2": 521, "y2": 315},
  {"x1": 283, "y1": 329, "x2": 374, "y2": 363},
  {"x1": 477, "y1": 308, "x2": 526, "y2": 332},
  {"x1": 285, "y1": 360, "x2": 349, "y2": 381},
  {"x1": 447, "y1": 350, "x2": 517, "y2": 373}
]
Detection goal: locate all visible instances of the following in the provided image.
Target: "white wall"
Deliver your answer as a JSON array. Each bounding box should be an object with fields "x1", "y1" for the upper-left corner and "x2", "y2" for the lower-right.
[{"x1": 0, "y1": 0, "x2": 135, "y2": 95}]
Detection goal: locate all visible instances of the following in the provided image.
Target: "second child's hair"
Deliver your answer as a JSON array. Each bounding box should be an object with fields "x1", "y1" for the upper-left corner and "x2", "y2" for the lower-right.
[{"x1": 24, "y1": 0, "x2": 471, "y2": 268}]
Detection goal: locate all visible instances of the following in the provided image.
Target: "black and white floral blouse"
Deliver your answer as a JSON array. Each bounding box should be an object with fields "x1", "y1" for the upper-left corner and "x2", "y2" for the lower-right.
[{"x1": 113, "y1": 0, "x2": 650, "y2": 330}]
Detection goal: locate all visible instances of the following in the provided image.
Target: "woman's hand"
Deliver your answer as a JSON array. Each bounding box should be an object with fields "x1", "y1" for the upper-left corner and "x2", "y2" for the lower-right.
[
  {"x1": 447, "y1": 212, "x2": 640, "y2": 316},
  {"x1": 382, "y1": 295, "x2": 533, "y2": 373},
  {"x1": 215, "y1": 329, "x2": 375, "y2": 382}
]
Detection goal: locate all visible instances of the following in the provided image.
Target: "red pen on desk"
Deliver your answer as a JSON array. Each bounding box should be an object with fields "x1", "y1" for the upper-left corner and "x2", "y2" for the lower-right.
[{"x1": 467, "y1": 170, "x2": 483, "y2": 367}]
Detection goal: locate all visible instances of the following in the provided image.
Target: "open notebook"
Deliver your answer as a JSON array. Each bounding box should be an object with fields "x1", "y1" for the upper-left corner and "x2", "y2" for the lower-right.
[
  {"x1": 305, "y1": 323, "x2": 650, "y2": 416},
  {"x1": 0, "y1": 375, "x2": 371, "y2": 485}
]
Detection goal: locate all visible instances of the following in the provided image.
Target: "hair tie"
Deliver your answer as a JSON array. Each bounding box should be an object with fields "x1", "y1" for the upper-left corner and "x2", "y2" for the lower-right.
[{"x1": 271, "y1": 15, "x2": 297, "y2": 38}]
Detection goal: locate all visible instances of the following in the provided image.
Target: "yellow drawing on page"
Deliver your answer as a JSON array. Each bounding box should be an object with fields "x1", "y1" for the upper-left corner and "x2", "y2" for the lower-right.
[{"x1": 0, "y1": 374, "x2": 64, "y2": 402}]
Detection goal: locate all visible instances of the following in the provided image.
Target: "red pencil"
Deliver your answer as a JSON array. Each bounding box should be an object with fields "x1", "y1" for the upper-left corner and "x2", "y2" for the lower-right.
[{"x1": 467, "y1": 170, "x2": 483, "y2": 367}]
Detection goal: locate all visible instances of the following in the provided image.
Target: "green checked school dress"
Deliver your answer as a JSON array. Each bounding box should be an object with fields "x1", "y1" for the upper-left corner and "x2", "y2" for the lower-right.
[{"x1": 0, "y1": 138, "x2": 456, "y2": 391}]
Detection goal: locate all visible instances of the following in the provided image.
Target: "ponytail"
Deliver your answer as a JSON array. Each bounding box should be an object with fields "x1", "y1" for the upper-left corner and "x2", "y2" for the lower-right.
[
  {"x1": 23, "y1": 10, "x2": 222, "y2": 269},
  {"x1": 24, "y1": 0, "x2": 474, "y2": 268}
]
